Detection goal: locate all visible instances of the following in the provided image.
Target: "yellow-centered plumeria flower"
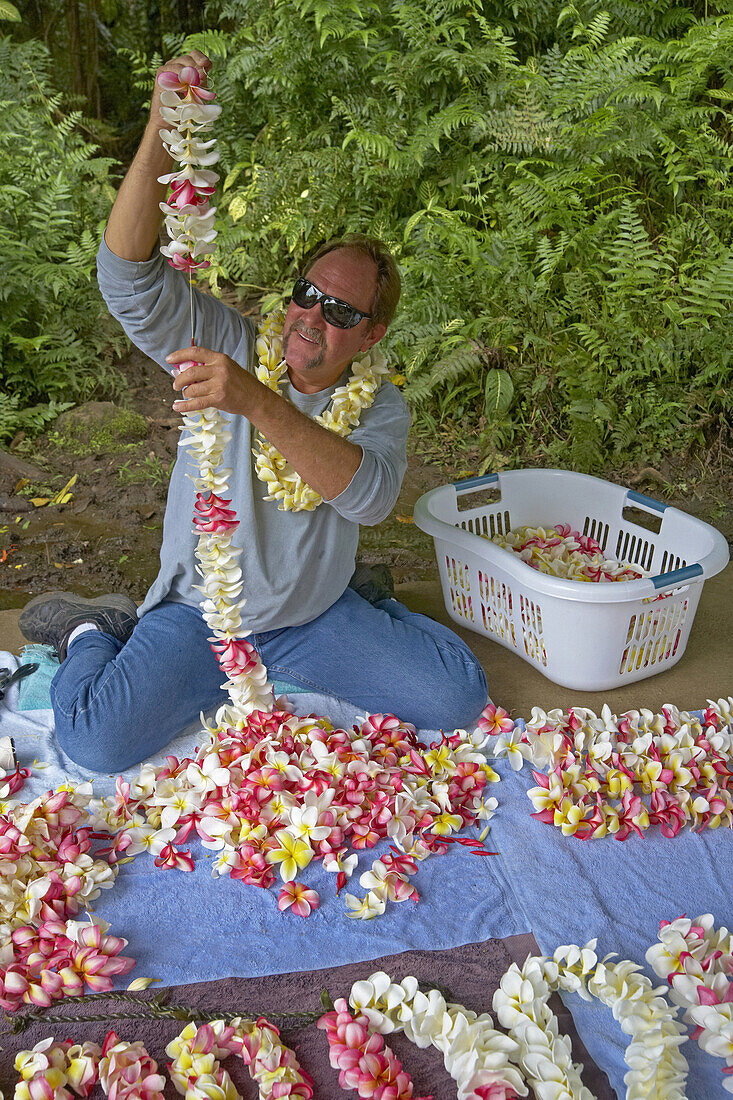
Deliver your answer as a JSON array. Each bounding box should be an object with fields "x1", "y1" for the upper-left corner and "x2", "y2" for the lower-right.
[
  {"x1": 553, "y1": 797, "x2": 588, "y2": 836},
  {"x1": 265, "y1": 829, "x2": 313, "y2": 881},
  {"x1": 431, "y1": 811, "x2": 464, "y2": 835}
]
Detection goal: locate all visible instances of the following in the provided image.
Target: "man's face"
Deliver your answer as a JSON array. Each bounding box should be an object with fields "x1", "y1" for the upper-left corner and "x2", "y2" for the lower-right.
[{"x1": 282, "y1": 249, "x2": 387, "y2": 394}]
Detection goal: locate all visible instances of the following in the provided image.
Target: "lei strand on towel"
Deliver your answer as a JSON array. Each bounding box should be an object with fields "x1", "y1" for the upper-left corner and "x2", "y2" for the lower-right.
[{"x1": 481, "y1": 698, "x2": 733, "y2": 840}]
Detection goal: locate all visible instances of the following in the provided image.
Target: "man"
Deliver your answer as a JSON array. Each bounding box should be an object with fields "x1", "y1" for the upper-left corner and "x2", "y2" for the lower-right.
[{"x1": 20, "y1": 51, "x2": 488, "y2": 771}]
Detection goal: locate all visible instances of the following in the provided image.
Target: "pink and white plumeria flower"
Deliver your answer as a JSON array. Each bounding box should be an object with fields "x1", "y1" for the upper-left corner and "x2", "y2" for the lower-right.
[{"x1": 277, "y1": 881, "x2": 320, "y2": 917}]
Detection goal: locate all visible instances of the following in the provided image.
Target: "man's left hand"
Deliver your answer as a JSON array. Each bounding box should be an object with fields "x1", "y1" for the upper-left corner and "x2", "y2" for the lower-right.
[{"x1": 167, "y1": 346, "x2": 254, "y2": 415}]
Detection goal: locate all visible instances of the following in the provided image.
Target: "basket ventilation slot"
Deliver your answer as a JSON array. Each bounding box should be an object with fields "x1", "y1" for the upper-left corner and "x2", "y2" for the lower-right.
[
  {"x1": 582, "y1": 517, "x2": 609, "y2": 552},
  {"x1": 520, "y1": 594, "x2": 547, "y2": 666},
  {"x1": 619, "y1": 597, "x2": 690, "y2": 676},
  {"x1": 459, "y1": 511, "x2": 511, "y2": 540},
  {"x1": 615, "y1": 530, "x2": 655, "y2": 571},
  {"x1": 478, "y1": 570, "x2": 516, "y2": 648},
  {"x1": 659, "y1": 550, "x2": 687, "y2": 574},
  {"x1": 445, "y1": 556, "x2": 474, "y2": 622}
]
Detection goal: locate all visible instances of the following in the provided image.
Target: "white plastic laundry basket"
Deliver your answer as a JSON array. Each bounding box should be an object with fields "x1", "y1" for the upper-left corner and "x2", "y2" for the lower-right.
[{"x1": 413, "y1": 469, "x2": 730, "y2": 691}]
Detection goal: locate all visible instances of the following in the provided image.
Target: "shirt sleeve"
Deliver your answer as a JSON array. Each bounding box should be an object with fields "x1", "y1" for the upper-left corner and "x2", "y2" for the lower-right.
[
  {"x1": 326, "y1": 381, "x2": 411, "y2": 526},
  {"x1": 96, "y1": 234, "x2": 255, "y2": 375}
]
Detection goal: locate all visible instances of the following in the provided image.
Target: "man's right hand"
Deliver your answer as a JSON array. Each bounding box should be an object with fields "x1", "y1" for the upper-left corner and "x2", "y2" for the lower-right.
[{"x1": 149, "y1": 49, "x2": 212, "y2": 131}]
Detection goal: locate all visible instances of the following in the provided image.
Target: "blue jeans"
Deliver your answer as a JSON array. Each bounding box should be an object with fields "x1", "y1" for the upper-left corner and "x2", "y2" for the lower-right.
[{"x1": 51, "y1": 589, "x2": 488, "y2": 773}]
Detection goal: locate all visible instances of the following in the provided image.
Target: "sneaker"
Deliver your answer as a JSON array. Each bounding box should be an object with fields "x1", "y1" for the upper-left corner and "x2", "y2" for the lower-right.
[
  {"x1": 348, "y1": 562, "x2": 395, "y2": 605},
  {"x1": 18, "y1": 591, "x2": 138, "y2": 661}
]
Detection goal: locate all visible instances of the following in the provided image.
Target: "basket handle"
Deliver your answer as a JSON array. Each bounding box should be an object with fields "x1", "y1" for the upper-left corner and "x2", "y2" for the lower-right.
[
  {"x1": 452, "y1": 473, "x2": 499, "y2": 493},
  {"x1": 649, "y1": 563, "x2": 704, "y2": 591},
  {"x1": 625, "y1": 489, "x2": 667, "y2": 512}
]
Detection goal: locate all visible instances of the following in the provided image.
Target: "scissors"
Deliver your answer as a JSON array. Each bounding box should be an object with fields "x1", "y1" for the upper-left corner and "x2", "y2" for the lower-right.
[{"x1": 0, "y1": 662, "x2": 39, "y2": 701}]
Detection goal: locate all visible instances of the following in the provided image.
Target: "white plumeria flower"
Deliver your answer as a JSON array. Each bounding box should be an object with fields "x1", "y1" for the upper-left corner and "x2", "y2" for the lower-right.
[
  {"x1": 300, "y1": 785, "x2": 336, "y2": 814},
  {"x1": 122, "y1": 825, "x2": 175, "y2": 857},
  {"x1": 286, "y1": 804, "x2": 331, "y2": 844},
  {"x1": 264, "y1": 748, "x2": 303, "y2": 782},
  {"x1": 386, "y1": 792, "x2": 418, "y2": 844},
  {"x1": 212, "y1": 848, "x2": 241, "y2": 878},
  {"x1": 344, "y1": 890, "x2": 386, "y2": 919},
  {"x1": 323, "y1": 850, "x2": 358, "y2": 877},
  {"x1": 359, "y1": 859, "x2": 389, "y2": 893},
  {"x1": 476, "y1": 796, "x2": 499, "y2": 820},
  {"x1": 185, "y1": 752, "x2": 231, "y2": 792},
  {"x1": 488, "y1": 726, "x2": 528, "y2": 770},
  {"x1": 159, "y1": 788, "x2": 204, "y2": 830},
  {"x1": 258, "y1": 790, "x2": 297, "y2": 825},
  {"x1": 198, "y1": 816, "x2": 235, "y2": 851}
]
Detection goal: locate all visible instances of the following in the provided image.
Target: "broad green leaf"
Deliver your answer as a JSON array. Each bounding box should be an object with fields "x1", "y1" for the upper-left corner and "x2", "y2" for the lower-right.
[
  {"x1": 484, "y1": 369, "x2": 514, "y2": 420},
  {"x1": 0, "y1": 1, "x2": 21, "y2": 21},
  {"x1": 227, "y1": 194, "x2": 248, "y2": 222}
]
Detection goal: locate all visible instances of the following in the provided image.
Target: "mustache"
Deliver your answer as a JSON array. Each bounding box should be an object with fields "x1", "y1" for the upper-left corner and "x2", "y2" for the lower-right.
[{"x1": 287, "y1": 322, "x2": 324, "y2": 346}]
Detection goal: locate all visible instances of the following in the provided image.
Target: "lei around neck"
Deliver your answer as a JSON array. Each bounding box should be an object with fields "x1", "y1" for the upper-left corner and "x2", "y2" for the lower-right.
[{"x1": 252, "y1": 310, "x2": 393, "y2": 512}]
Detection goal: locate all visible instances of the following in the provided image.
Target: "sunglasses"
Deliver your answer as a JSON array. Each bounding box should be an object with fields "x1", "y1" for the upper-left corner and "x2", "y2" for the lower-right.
[{"x1": 291, "y1": 277, "x2": 372, "y2": 329}]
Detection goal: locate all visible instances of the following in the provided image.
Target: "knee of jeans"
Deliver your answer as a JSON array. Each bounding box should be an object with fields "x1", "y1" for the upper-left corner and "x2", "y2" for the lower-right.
[
  {"x1": 427, "y1": 652, "x2": 488, "y2": 730},
  {"x1": 53, "y1": 707, "x2": 138, "y2": 774}
]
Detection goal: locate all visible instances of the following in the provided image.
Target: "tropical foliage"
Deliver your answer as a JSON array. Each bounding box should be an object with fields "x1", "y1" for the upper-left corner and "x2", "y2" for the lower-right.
[
  {"x1": 0, "y1": 35, "x2": 126, "y2": 441},
  {"x1": 2, "y1": 1, "x2": 732, "y2": 470},
  {"x1": 201, "y1": 0, "x2": 733, "y2": 470}
]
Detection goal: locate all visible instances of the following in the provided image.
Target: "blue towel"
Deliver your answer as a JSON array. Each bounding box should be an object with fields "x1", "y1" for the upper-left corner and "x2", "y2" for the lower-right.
[
  {"x1": 96, "y1": 825, "x2": 526, "y2": 987},
  {"x1": 17, "y1": 644, "x2": 60, "y2": 711},
  {"x1": 486, "y1": 738, "x2": 733, "y2": 1099}
]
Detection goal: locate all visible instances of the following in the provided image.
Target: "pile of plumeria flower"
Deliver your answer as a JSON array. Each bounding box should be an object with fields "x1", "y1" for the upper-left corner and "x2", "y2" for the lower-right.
[
  {"x1": 0, "y1": 783, "x2": 134, "y2": 1014},
  {"x1": 88, "y1": 709, "x2": 500, "y2": 921},
  {"x1": 489, "y1": 525, "x2": 647, "y2": 583},
  {"x1": 647, "y1": 913, "x2": 733, "y2": 1092},
  {"x1": 480, "y1": 697, "x2": 733, "y2": 840}
]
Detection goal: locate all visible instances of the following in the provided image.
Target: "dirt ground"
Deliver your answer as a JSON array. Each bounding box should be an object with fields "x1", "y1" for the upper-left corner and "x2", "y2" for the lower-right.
[{"x1": 1, "y1": 344, "x2": 732, "y2": 611}]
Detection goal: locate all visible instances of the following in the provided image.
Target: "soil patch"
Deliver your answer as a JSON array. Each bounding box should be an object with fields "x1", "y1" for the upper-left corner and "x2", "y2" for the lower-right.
[{"x1": 1, "y1": 346, "x2": 731, "y2": 611}]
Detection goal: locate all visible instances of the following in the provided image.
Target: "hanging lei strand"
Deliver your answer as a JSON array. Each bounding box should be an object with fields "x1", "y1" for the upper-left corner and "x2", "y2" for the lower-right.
[
  {"x1": 252, "y1": 311, "x2": 392, "y2": 511},
  {"x1": 156, "y1": 64, "x2": 274, "y2": 720}
]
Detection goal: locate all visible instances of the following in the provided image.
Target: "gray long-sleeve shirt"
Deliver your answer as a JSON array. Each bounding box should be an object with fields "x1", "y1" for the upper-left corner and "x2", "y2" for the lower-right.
[{"x1": 96, "y1": 238, "x2": 411, "y2": 630}]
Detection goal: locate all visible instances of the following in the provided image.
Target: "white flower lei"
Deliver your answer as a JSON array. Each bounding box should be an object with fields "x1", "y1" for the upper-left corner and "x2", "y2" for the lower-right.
[
  {"x1": 341, "y1": 945, "x2": 691, "y2": 1100},
  {"x1": 252, "y1": 309, "x2": 392, "y2": 511},
  {"x1": 493, "y1": 944, "x2": 689, "y2": 1100},
  {"x1": 348, "y1": 969, "x2": 528, "y2": 1099}
]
